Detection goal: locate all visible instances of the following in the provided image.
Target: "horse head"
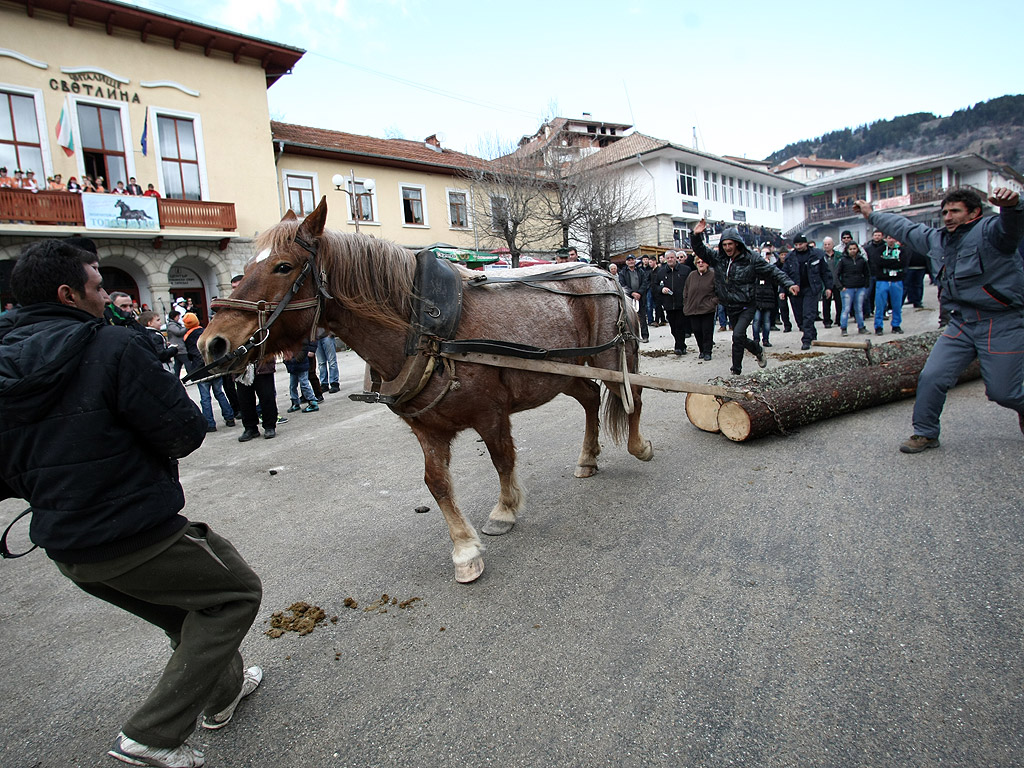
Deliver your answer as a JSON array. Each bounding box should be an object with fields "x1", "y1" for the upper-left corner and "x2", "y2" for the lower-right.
[{"x1": 199, "y1": 198, "x2": 329, "y2": 373}]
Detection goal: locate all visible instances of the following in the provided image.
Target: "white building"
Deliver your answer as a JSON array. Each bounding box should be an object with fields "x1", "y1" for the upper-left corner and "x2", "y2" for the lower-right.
[
  {"x1": 582, "y1": 132, "x2": 802, "y2": 255},
  {"x1": 781, "y1": 152, "x2": 1024, "y2": 244}
]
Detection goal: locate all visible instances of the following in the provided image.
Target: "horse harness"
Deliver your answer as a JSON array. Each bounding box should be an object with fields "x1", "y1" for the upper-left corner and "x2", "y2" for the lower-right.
[
  {"x1": 184, "y1": 235, "x2": 638, "y2": 415},
  {"x1": 181, "y1": 235, "x2": 331, "y2": 384},
  {"x1": 355, "y1": 251, "x2": 639, "y2": 417}
]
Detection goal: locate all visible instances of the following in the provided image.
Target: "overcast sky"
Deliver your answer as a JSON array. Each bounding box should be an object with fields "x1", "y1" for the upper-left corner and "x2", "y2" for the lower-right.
[{"x1": 125, "y1": 0, "x2": 1022, "y2": 160}]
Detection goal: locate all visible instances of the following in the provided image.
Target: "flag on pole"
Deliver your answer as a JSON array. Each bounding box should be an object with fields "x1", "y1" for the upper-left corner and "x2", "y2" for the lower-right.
[
  {"x1": 55, "y1": 100, "x2": 74, "y2": 157},
  {"x1": 141, "y1": 110, "x2": 148, "y2": 157}
]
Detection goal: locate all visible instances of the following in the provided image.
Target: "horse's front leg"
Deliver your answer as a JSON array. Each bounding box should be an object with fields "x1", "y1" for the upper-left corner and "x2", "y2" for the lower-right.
[
  {"x1": 476, "y1": 411, "x2": 524, "y2": 536},
  {"x1": 409, "y1": 424, "x2": 484, "y2": 583},
  {"x1": 565, "y1": 378, "x2": 602, "y2": 478}
]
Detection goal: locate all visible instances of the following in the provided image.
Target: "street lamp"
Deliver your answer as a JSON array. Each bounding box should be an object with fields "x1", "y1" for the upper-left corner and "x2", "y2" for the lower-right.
[{"x1": 332, "y1": 169, "x2": 374, "y2": 233}]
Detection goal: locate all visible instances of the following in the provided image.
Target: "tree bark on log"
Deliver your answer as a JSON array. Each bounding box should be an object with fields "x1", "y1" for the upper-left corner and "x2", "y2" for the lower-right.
[
  {"x1": 716, "y1": 356, "x2": 981, "y2": 442},
  {"x1": 713, "y1": 330, "x2": 943, "y2": 392},
  {"x1": 686, "y1": 331, "x2": 945, "y2": 434}
]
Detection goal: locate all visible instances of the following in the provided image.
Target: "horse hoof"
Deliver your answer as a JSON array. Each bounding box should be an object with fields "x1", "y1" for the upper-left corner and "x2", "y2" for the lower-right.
[
  {"x1": 482, "y1": 518, "x2": 514, "y2": 536},
  {"x1": 455, "y1": 557, "x2": 484, "y2": 583},
  {"x1": 574, "y1": 465, "x2": 598, "y2": 478},
  {"x1": 635, "y1": 441, "x2": 654, "y2": 461}
]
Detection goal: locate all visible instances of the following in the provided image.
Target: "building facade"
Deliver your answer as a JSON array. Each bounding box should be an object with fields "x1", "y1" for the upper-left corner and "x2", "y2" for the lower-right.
[
  {"x1": 581, "y1": 132, "x2": 801, "y2": 256},
  {"x1": 0, "y1": 0, "x2": 303, "y2": 318},
  {"x1": 781, "y1": 152, "x2": 1024, "y2": 244}
]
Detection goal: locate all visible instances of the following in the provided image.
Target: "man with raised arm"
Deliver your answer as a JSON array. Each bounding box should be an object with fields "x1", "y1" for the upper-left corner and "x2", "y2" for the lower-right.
[
  {"x1": 691, "y1": 219, "x2": 799, "y2": 375},
  {"x1": 853, "y1": 187, "x2": 1024, "y2": 453}
]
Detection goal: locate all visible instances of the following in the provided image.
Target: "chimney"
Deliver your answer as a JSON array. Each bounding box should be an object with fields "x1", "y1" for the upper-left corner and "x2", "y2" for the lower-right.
[{"x1": 424, "y1": 134, "x2": 442, "y2": 149}]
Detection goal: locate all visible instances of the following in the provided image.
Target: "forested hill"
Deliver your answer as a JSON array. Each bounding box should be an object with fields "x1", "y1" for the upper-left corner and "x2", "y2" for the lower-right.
[{"x1": 764, "y1": 95, "x2": 1024, "y2": 171}]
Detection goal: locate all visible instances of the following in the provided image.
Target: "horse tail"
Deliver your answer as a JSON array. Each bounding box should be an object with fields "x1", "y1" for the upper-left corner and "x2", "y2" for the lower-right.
[
  {"x1": 601, "y1": 389, "x2": 628, "y2": 445},
  {"x1": 600, "y1": 339, "x2": 639, "y2": 445}
]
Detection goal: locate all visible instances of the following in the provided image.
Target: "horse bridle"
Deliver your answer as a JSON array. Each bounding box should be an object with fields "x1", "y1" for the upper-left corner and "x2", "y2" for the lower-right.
[{"x1": 182, "y1": 235, "x2": 333, "y2": 383}]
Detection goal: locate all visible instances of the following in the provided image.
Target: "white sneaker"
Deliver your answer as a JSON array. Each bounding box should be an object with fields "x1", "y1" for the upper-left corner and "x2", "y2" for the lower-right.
[
  {"x1": 201, "y1": 665, "x2": 263, "y2": 730},
  {"x1": 108, "y1": 732, "x2": 204, "y2": 767}
]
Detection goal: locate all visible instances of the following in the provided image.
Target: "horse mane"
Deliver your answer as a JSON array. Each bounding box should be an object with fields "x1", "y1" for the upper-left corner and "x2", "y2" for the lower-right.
[{"x1": 253, "y1": 221, "x2": 416, "y2": 332}]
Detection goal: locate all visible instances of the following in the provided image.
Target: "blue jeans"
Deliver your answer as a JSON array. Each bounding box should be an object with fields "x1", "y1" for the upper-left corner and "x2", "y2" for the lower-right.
[
  {"x1": 289, "y1": 369, "x2": 316, "y2": 404},
  {"x1": 752, "y1": 308, "x2": 772, "y2": 344},
  {"x1": 198, "y1": 378, "x2": 234, "y2": 427},
  {"x1": 840, "y1": 287, "x2": 867, "y2": 330},
  {"x1": 316, "y1": 336, "x2": 339, "y2": 386},
  {"x1": 716, "y1": 304, "x2": 728, "y2": 329},
  {"x1": 903, "y1": 268, "x2": 926, "y2": 307},
  {"x1": 875, "y1": 280, "x2": 904, "y2": 330}
]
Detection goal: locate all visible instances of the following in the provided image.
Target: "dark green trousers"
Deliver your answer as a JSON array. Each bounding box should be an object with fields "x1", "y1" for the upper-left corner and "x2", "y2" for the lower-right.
[{"x1": 57, "y1": 522, "x2": 263, "y2": 749}]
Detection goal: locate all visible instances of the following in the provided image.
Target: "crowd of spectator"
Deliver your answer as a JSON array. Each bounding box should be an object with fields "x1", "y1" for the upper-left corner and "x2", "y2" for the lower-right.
[{"x1": 0, "y1": 167, "x2": 160, "y2": 197}]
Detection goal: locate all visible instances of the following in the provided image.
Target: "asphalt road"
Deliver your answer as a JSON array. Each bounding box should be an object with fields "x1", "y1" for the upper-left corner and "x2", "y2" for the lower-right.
[{"x1": 2, "y1": 285, "x2": 1023, "y2": 768}]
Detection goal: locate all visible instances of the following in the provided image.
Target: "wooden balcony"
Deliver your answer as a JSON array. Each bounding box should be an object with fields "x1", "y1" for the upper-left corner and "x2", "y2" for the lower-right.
[{"x1": 0, "y1": 189, "x2": 236, "y2": 232}]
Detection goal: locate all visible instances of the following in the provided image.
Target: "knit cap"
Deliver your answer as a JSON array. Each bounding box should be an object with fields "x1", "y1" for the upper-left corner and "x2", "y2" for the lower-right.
[{"x1": 182, "y1": 312, "x2": 200, "y2": 329}]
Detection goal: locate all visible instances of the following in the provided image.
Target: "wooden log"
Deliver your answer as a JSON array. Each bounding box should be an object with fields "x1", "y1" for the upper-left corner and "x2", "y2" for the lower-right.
[
  {"x1": 717, "y1": 356, "x2": 982, "y2": 442},
  {"x1": 684, "y1": 393, "x2": 722, "y2": 433},
  {"x1": 713, "y1": 330, "x2": 943, "y2": 393}
]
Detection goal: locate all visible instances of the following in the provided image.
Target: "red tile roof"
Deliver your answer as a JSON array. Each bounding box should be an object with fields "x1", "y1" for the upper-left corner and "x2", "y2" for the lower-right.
[
  {"x1": 771, "y1": 156, "x2": 859, "y2": 173},
  {"x1": 271, "y1": 122, "x2": 489, "y2": 172}
]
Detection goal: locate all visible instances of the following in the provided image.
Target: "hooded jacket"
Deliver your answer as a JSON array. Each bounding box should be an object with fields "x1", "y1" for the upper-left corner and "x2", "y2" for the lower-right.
[
  {"x1": 691, "y1": 228, "x2": 795, "y2": 307},
  {"x1": 0, "y1": 303, "x2": 207, "y2": 562}
]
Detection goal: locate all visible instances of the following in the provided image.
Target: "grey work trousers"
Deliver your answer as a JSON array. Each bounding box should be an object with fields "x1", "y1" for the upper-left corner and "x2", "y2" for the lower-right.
[
  {"x1": 912, "y1": 310, "x2": 1024, "y2": 438},
  {"x1": 58, "y1": 523, "x2": 262, "y2": 749}
]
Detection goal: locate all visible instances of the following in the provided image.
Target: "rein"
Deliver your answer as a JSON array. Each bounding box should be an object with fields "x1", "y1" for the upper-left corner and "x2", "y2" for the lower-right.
[{"x1": 182, "y1": 235, "x2": 332, "y2": 384}]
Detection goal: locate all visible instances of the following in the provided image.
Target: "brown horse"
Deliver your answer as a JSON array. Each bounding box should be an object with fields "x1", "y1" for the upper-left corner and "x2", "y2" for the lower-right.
[{"x1": 200, "y1": 199, "x2": 653, "y2": 582}]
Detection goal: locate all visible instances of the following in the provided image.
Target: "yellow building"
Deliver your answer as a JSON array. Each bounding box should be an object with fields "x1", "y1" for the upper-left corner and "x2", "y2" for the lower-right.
[
  {"x1": 273, "y1": 122, "x2": 499, "y2": 251},
  {"x1": 0, "y1": 0, "x2": 303, "y2": 318}
]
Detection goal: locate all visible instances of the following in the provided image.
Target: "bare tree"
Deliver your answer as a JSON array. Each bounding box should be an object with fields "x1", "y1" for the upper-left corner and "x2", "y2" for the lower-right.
[
  {"x1": 572, "y1": 166, "x2": 648, "y2": 264},
  {"x1": 462, "y1": 135, "x2": 555, "y2": 267}
]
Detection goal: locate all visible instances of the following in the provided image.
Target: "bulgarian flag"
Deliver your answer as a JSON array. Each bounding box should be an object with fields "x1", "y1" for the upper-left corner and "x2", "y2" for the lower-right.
[{"x1": 55, "y1": 99, "x2": 74, "y2": 157}]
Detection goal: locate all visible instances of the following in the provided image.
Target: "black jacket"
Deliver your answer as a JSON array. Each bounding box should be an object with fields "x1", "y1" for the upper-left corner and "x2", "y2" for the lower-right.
[
  {"x1": 618, "y1": 265, "x2": 650, "y2": 297},
  {"x1": 835, "y1": 254, "x2": 871, "y2": 289},
  {"x1": 654, "y1": 263, "x2": 691, "y2": 311},
  {"x1": 0, "y1": 303, "x2": 206, "y2": 562},
  {"x1": 692, "y1": 229, "x2": 794, "y2": 308},
  {"x1": 781, "y1": 246, "x2": 834, "y2": 296}
]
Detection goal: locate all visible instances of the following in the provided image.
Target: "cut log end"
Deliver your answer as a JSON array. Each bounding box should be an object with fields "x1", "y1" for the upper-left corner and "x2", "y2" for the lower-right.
[{"x1": 685, "y1": 393, "x2": 722, "y2": 433}]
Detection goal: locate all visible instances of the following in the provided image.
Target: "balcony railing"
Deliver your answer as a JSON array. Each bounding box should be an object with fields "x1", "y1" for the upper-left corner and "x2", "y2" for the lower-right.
[
  {"x1": 785, "y1": 185, "x2": 987, "y2": 238},
  {"x1": 0, "y1": 189, "x2": 237, "y2": 232}
]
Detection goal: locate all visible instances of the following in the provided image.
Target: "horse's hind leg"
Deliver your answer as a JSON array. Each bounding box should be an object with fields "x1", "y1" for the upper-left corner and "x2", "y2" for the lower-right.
[
  {"x1": 565, "y1": 378, "x2": 602, "y2": 478},
  {"x1": 476, "y1": 411, "x2": 525, "y2": 537},
  {"x1": 409, "y1": 424, "x2": 484, "y2": 583},
  {"x1": 626, "y1": 385, "x2": 654, "y2": 461}
]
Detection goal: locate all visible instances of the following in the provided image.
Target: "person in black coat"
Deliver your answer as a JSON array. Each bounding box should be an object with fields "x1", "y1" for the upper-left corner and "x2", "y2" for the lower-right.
[
  {"x1": 781, "y1": 235, "x2": 833, "y2": 350},
  {"x1": 618, "y1": 254, "x2": 650, "y2": 342},
  {"x1": 654, "y1": 251, "x2": 691, "y2": 354},
  {"x1": 691, "y1": 220, "x2": 797, "y2": 374},
  {"x1": 0, "y1": 239, "x2": 263, "y2": 766}
]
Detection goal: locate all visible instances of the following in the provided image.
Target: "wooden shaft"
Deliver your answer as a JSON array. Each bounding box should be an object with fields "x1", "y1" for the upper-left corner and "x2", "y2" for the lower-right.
[{"x1": 440, "y1": 351, "x2": 751, "y2": 399}]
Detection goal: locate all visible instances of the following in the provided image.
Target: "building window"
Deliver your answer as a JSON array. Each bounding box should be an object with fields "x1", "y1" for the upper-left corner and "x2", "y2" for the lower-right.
[
  {"x1": 78, "y1": 103, "x2": 128, "y2": 190},
  {"x1": 703, "y1": 170, "x2": 711, "y2": 200},
  {"x1": 344, "y1": 178, "x2": 374, "y2": 222},
  {"x1": 156, "y1": 115, "x2": 201, "y2": 200},
  {"x1": 447, "y1": 190, "x2": 469, "y2": 228},
  {"x1": 835, "y1": 184, "x2": 866, "y2": 207},
  {"x1": 401, "y1": 184, "x2": 426, "y2": 225},
  {"x1": 285, "y1": 173, "x2": 315, "y2": 216},
  {"x1": 907, "y1": 169, "x2": 942, "y2": 194},
  {"x1": 0, "y1": 90, "x2": 43, "y2": 175},
  {"x1": 744, "y1": 179, "x2": 751, "y2": 207},
  {"x1": 871, "y1": 176, "x2": 903, "y2": 200},
  {"x1": 676, "y1": 162, "x2": 697, "y2": 196}
]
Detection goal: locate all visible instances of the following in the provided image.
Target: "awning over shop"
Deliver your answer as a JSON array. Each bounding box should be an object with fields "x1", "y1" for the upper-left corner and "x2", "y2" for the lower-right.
[{"x1": 428, "y1": 245, "x2": 499, "y2": 268}]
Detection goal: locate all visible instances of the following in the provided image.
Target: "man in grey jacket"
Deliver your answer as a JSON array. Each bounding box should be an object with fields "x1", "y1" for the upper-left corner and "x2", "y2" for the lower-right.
[{"x1": 854, "y1": 187, "x2": 1024, "y2": 453}]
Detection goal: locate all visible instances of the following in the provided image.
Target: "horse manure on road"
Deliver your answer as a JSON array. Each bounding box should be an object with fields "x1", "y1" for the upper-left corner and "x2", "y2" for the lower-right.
[
  {"x1": 363, "y1": 593, "x2": 422, "y2": 614},
  {"x1": 266, "y1": 601, "x2": 332, "y2": 638}
]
